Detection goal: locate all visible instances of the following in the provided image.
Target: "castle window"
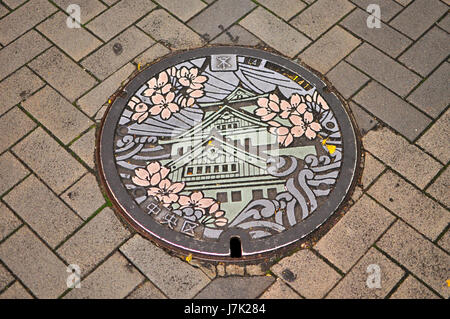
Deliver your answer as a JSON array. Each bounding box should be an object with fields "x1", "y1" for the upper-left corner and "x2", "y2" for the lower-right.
[
  {"x1": 178, "y1": 147, "x2": 183, "y2": 156},
  {"x1": 231, "y1": 163, "x2": 237, "y2": 172},
  {"x1": 214, "y1": 165, "x2": 220, "y2": 173},
  {"x1": 252, "y1": 189, "x2": 263, "y2": 200},
  {"x1": 186, "y1": 167, "x2": 193, "y2": 176},
  {"x1": 268, "y1": 188, "x2": 278, "y2": 200},
  {"x1": 222, "y1": 164, "x2": 228, "y2": 172},
  {"x1": 231, "y1": 191, "x2": 242, "y2": 202},
  {"x1": 217, "y1": 192, "x2": 228, "y2": 203},
  {"x1": 205, "y1": 166, "x2": 211, "y2": 174},
  {"x1": 233, "y1": 123, "x2": 238, "y2": 129},
  {"x1": 196, "y1": 167, "x2": 203, "y2": 174}
]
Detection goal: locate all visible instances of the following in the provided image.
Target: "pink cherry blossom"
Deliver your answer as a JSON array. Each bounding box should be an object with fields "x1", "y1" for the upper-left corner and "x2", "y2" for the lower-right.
[
  {"x1": 178, "y1": 191, "x2": 215, "y2": 211},
  {"x1": 312, "y1": 91, "x2": 329, "y2": 110},
  {"x1": 305, "y1": 121, "x2": 322, "y2": 140},
  {"x1": 150, "y1": 92, "x2": 180, "y2": 120},
  {"x1": 255, "y1": 94, "x2": 281, "y2": 121},
  {"x1": 268, "y1": 121, "x2": 294, "y2": 147},
  {"x1": 179, "y1": 88, "x2": 205, "y2": 107},
  {"x1": 128, "y1": 96, "x2": 150, "y2": 124},
  {"x1": 132, "y1": 162, "x2": 170, "y2": 187},
  {"x1": 279, "y1": 93, "x2": 307, "y2": 119},
  {"x1": 143, "y1": 71, "x2": 172, "y2": 97},
  {"x1": 177, "y1": 67, "x2": 207, "y2": 90},
  {"x1": 147, "y1": 179, "x2": 185, "y2": 207}
]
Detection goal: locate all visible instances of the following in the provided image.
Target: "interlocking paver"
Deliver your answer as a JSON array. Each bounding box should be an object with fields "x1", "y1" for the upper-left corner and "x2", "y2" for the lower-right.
[
  {"x1": 0, "y1": 67, "x2": 44, "y2": 116},
  {"x1": 28, "y1": 47, "x2": 98, "y2": 103},
  {"x1": 257, "y1": 0, "x2": 306, "y2": 20},
  {"x1": 12, "y1": 127, "x2": 87, "y2": 194},
  {"x1": 438, "y1": 12, "x2": 450, "y2": 33},
  {"x1": 315, "y1": 195, "x2": 395, "y2": 272},
  {"x1": 426, "y1": 167, "x2": 449, "y2": 208},
  {"x1": 119, "y1": 234, "x2": 210, "y2": 299},
  {"x1": 240, "y1": 7, "x2": 311, "y2": 58},
  {"x1": 363, "y1": 127, "x2": 442, "y2": 189},
  {"x1": 57, "y1": 207, "x2": 131, "y2": 274},
  {"x1": 0, "y1": 107, "x2": 36, "y2": 154},
  {"x1": 437, "y1": 230, "x2": 450, "y2": 253},
  {"x1": 0, "y1": 4, "x2": 8, "y2": 18},
  {"x1": 134, "y1": 43, "x2": 171, "y2": 66},
  {"x1": 390, "y1": 0, "x2": 447, "y2": 40},
  {"x1": 368, "y1": 170, "x2": 449, "y2": 240},
  {"x1": 212, "y1": 25, "x2": 263, "y2": 46},
  {"x1": 69, "y1": 127, "x2": 96, "y2": 169},
  {"x1": 65, "y1": 252, "x2": 144, "y2": 299},
  {"x1": 259, "y1": 278, "x2": 302, "y2": 299},
  {"x1": 361, "y1": 152, "x2": 385, "y2": 189},
  {"x1": 326, "y1": 248, "x2": 404, "y2": 298},
  {"x1": 37, "y1": 12, "x2": 102, "y2": 62},
  {"x1": 341, "y1": 8, "x2": 412, "y2": 58},
  {"x1": 195, "y1": 276, "x2": 275, "y2": 299},
  {"x1": 0, "y1": 202, "x2": 21, "y2": 241},
  {"x1": 61, "y1": 173, "x2": 105, "y2": 220},
  {"x1": 0, "y1": 151, "x2": 29, "y2": 196},
  {"x1": 0, "y1": 0, "x2": 56, "y2": 45},
  {"x1": 394, "y1": 0, "x2": 412, "y2": 5},
  {"x1": 0, "y1": 263, "x2": 14, "y2": 291},
  {"x1": 0, "y1": 226, "x2": 68, "y2": 299},
  {"x1": 290, "y1": 0, "x2": 354, "y2": 40},
  {"x1": 353, "y1": 81, "x2": 431, "y2": 140},
  {"x1": 138, "y1": 9, "x2": 204, "y2": 50},
  {"x1": 0, "y1": 30, "x2": 51, "y2": 81},
  {"x1": 53, "y1": 0, "x2": 107, "y2": 23},
  {"x1": 377, "y1": 220, "x2": 450, "y2": 298},
  {"x1": 299, "y1": 26, "x2": 360, "y2": 73},
  {"x1": 349, "y1": 0, "x2": 403, "y2": 22},
  {"x1": 81, "y1": 27, "x2": 154, "y2": 80},
  {"x1": 0, "y1": 281, "x2": 33, "y2": 299},
  {"x1": 4, "y1": 175, "x2": 82, "y2": 248},
  {"x1": 103, "y1": 0, "x2": 120, "y2": 6},
  {"x1": 407, "y1": 63, "x2": 450, "y2": 119},
  {"x1": 346, "y1": 43, "x2": 421, "y2": 97},
  {"x1": 87, "y1": 0, "x2": 156, "y2": 41},
  {"x1": 272, "y1": 249, "x2": 342, "y2": 298},
  {"x1": 156, "y1": 0, "x2": 206, "y2": 22},
  {"x1": 399, "y1": 27, "x2": 450, "y2": 77},
  {"x1": 188, "y1": 0, "x2": 256, "y2": 41},
  {"x1": 390, "y1": 275, "x2": 439, "y2": 299},
  {"x1": 126, "y1": 281, "x2": 167, "y2": 299},
  {"x1": 3, "y1": 0, "x2": 26, "y2": 9},
  {"x1": 22, "y1": 86, "x2": 93, "y2": 144},
  {"x1": 77, "y1": 63, "x2": 135, "y2": 117},
  {"x1": 326, "y1": 61, "x2": 369, "y2": 99},
  {"x1": 348, "y1": 101, "x2": 378, "y2": 135}
]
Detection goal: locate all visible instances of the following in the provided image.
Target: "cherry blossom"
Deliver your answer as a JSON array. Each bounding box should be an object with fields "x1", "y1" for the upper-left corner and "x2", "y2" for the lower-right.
[
  {"x1": 177, "y1": 67, "x2": 207, "y2": 90},
  {"x1": 128, "y1": 96, "x2": 150, "y2": 124},
  {"x1": 143, "y1": 71, "x2": 172, "y2": 97},
  {"x1": 132, "y1": 162, "x2": 170, "y2": 187},
  {"x1": 147, "y1": 179, "x2": 185, "y2": 207},
  {"x1": 178, "y1": 191, "x2": 215, "y2": 211},
  {"x1": 150, "y1": 92, "x2": 180, "y2": 120},
  {"x1": 279, "y1": 93, "x2": 307, "y2": 119},
  {"x1": 255, "y1": 94, "x2": 281, "y2": 121}
]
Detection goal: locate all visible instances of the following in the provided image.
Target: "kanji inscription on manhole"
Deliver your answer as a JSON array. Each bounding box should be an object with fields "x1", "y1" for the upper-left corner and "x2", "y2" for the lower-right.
[{"x1": 98, "y1": 47, "x2": 360, "y2": 260}]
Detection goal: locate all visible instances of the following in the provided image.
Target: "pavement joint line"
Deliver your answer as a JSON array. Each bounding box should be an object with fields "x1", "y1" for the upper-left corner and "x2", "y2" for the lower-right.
[
  {"x1": 66, "y1": 123, "x2": 97, "y2": 148},
  {"x1": 422, "y1": 161, "x2": 449, "y2": 193},
  {"x1": 434, "y1": 224, "x2": 450, "y2": 247},
  {"x1": 287, "y1": 0, "x2": 315, "y2": 23},
  {"x1": 384, "y1": 272, "x2": 409, "y2": 299},
  {"x1": 0, "y1": 254, "x2": 37, "y2": 299}
]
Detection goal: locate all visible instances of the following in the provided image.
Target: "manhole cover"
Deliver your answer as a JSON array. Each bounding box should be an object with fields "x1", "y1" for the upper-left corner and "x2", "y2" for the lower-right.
[{"x1": 98, "y1": 47, "x2": 360, "y2": 261}]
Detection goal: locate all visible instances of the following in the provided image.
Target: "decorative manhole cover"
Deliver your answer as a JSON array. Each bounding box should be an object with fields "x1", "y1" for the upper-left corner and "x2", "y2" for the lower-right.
[{"x1": 98, "y1": 47, "x2": 360, "y2": 261}]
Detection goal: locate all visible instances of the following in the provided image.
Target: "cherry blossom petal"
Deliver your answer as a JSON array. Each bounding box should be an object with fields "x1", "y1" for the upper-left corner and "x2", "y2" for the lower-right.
[
  {"x1": 269, "y1": 94, "x2": 279, "y2": 104},
  {"x1": 290, "y1": 94, "x2": 301, "y2": 107},
  {"x1": 215, "y1": 218, "x2": 228, "y2": 227},
  {"x1": 137, "y1": 112, "x2": 148, "y2": 124},
  {"x1": 179, "y1": 78, "x2": 190, "y2": 87},
  {"x1": 160, "y1": 167, "x2": 170, "y2": 180},
  {"x1": 168, "y1": 182, "x2": 184, "y2": 194},
  {"x1": 167, "y1": 193, "x2": 179, "y2": 203},
  {"x1": 143, "y1": 88, "x2": 155, "y2": 97},
  {"x1": 305, "y1": 127, "x2": 317, "y2": 140},
  {"x1": 280, "y1": 110, "x2": 291, "y2": 119},
  {"x1": 309, "y1": 122, "x2": 322, "y2": 132},
  {"x1": 147, "y1": 162, "x2": 161, "y2": 174},
  {"x1": 283, "y1": 133, "x2": 294, "y2": 146},
  {"x1": 167, "y1": 102, "x2": 179, "y2": 113},
  {"x1": 178, "y1": 195, "x2": 191, "y2": 206},
  {"x1": 304, "y1": 112, "x2": 313, "y2": 123},
  {"x1": 268, "y1": 121, "x2": 281, "y2": 127},
  {"x1": 190, "y1": 68, "x2": 198, "y2": 77},
  {"x1": 306, "y1": 94, "x2": 312, "y2": 103},
  {"x1": 158, "y1": 71, "x2": 168, "y2": 86},
  {"x1": 317, "y1": 94, "x2": 329, "y2": 110},
  {"x1": 198, "y1": 198, "x2": 215, "y2": 208},
  {"x1": 150, "y1": 173, "x2": 161, "y2": 186},
  {"x1": 135, "y1": 103, "x2": 148, "y2": 112},
  {"x1": 147, "y1": 78, "x2": 157, "y2": 88},
  {"x1": 191, "y1": 191, "x2": 203, "y2": 203},
  {"x1": 189, "y1": 89, "x2": 204, "y2": 98},
  {"x1": 255, "y1": 107, "x2": 269, "y2": 116},
  {"x1": 149, "y1": 104, "x2": 163, "y2": 115},
  {"x1": 214, "y1": 210, "x2": 225, "y2": 218},
  {"x1": 268, "y1": 101, "x2": 280, "y2": 112},
  {"x1": 289, "y1": 114, "x2": 304, "y2": 126},
  {"x1": 132, "y1": 176, "x2": 150, "y2": 187},
  {"x1": 209, "y1": 202, "x2": 219, "y2": 213},
  {"x1": 159, "y1": 179, "x2": 171, "y2": 190},
  {"x1": 277, "y1": 126, "x2": 289, "y2": 136},
  {"x1": 180, "y1": 67, "x2": 189, "y2": 78},
  {"x1": 280, "y1": 100, "x2": 291, "y2": 111},
  {"x1": 136, "y1": 168, "x2": 150, "y2": 180},
  {"x1": 161, "y1": 83, "x2": 171, "y2": 95},
  {"x1": 131, "y1": 112, "x2": 142, "y2": 121},
  {"x1": 257, "y1": 97, "x2": 268, "y2": 108},
  {"x1": 161, "y1": 108, "x2": 172, "y2": 120},
  {"x1": 194, "y1": 75, "x2": 207, "y2": 84},
  {"x1": 291, "y1": 125, "x2": 305, "y2": 137},
  {"x1": 296, "y1": 103, "x2": 307, "y2": 114},
  {"x1": 151, "y1": 94, "x2": 165, "y2": 105},
  {"x1": 261, "y1": 113, "x2": 277, "y2": 122},
  {"x1": 190, "y1": 82, "x2": 203, "y2": 90},
  {"x1": 147, "y1": 187, "x2": 160, "y2": 196}
]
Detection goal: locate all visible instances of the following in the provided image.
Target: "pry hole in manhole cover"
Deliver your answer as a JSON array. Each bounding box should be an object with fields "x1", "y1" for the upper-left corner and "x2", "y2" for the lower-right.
[{"x1": 97, "y1": 47, "x2": 360, "y2": 262}]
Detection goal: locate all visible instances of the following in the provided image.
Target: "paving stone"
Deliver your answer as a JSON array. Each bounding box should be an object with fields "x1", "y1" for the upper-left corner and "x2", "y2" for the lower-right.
[
  {"x1": 0, "y1": 202, "x2": 21, "y2": 241},
  {"x1": 12, "y1": 127, "x2": 87, "y2": 194},
  {"x1": 377, "y1": 220, "x2": 450, "y2": 298},
  {"x1": 81, "y1": 27, "x2": 154, "y2": 80},
  {"x1": 259, "y1": 278, "x2": 302, "y2": 299},
  {"x1": 87, "y1": 0, "x2": 156, "y2": 41},
  {"x1": 0, "y1": 30, "x2": 51, "y2": 81},
  {"x1": 0, "y1": 67, "x2": 44, "y2": 116},
  {"x1": 4, "y1": 175, "x2": 82, "y2": 248},
  {"x1": 188, "y1": 0, "x2": 256, "y2": 40},
  {"x1": 349, "y1": 0, "x2": 403, "y2": 22},
  {"x1": 28, "y1": 47, "x2": 98, "y2": 103},
  {"x1": 69, "y1": 127, "x2": 96, "y2": 169},
  {"x1": 390, "y1": 275, "x2": 440, "y2": 299},
  {"x1": 22, "y1": 86, "x2": 93, "y2": 145},
  {"x1": 393, "y1": 0, "x2": 412, "y2": 5},
  {"x1": 103, "y1": 0, "x2": 120, "y2": 5},
  {"x1": 94, "y1": 104, "x2": 109, "y2": 122},
  {"x1": 65, "y1": 252, "x2": 144, "y2": 299},
  {"x1": 212, "y1": 25, "x2": 263, "y2": 46},
  {"x1": 126, "y1": 280, "x2": 167, "y2": 299},
  {"x1": 426, "y1": 166, "x2": 449, "y2": 208},
  {"x1": 195, "y1": 276, "x2": 275, "y2": 299},
  {"x1": 225, "y1": 264, "x2": 245, "y2": 276},
  {"x1": 134, "y1": 43, "x2": 171, "y2": 66},
  {"x1": 299, "y1": 26, "x2": 360, "y2": 73},
  {"x1": 61, "y1": 173, "x2": 105, "y2": 220},
  {"x1": 346, "y1": 43, "x2": 421, "y2": 97},
  {"x1": 361, "y1": 152, "x2": 385, "y2": 189},
  {"x1": 0, "y1": 227, "x2": 68, "y2": 299},
  {"x1": 138, "y1": 9, "x2": 204, "y2": 50},
  {"x1": 290, "y1": 0, "x2": 354, "y2": 39},
  {"x1": 349, "y1": 101, "x2": 378, "y2": 136},
  {"x1": 53, "y1": 0, "x2": 107, "y2": 23},
  {"x1": 0, "y1": 107, "x2": 36, "y2": 154},
  {"x1": 368, "y1": 170, "x2": 449, "y2": 241},
  {"x1": 36, "y1": 12, "x2": 102, "y2": 62},
  {"x1": 438, "y1": 12, "x2": 450, "y2": 33},
  {"x1": 240, "y1": 7, "x2": 311, "y2": 58},
  {"x1": 326, "y1": 61, "x2": 369, "y2": 99},
  {"x1": 0, "y1": 151, "x2": 29, "y2": 196},
  {"x1": 437, "y1": 230, "x2": 450, "y2": 253},
  {"x1": 352, "y1": 81, "x2": 431, "y2": 141},
  {"x1": 0, "y1": 281, "x2": 33, "y2": 299},
  {"x1": 156, "y1": 0, "x2": 206, "y2": 22},
  {"x1": 363, "y1": 127, "x2": 442, "y2": 189},
  {"x1": 342, "y1": 9, "x2": 412, "y2": 59},
  {"x1": 390, "y1": 0, "x2": 448, "y2": 40},
  {"x1": 272, "y1": 249, "x2": 342, "y2": 298},
  {"x1": 119, "y1": 234, "x2": 210, "y2": 299},
  {"x1": 245, "y1": 264, "x2": 265, "y2": 276},
  {"x1": 77, "y1": 63, "x2": 135, "y2": 117},
  {"x1": 327, "y1": 248, "x2": 404, "y2": 298},
  {"x1": 3, "y1": 0, "x2": 26, "y2": 9},
  {"x1": 315, "y1": 195, "x2": 395, "y2": 272},
  {"x1": 0, "y1": 4, "x2": 8, "y2": 18},
  {"x1": 399, "y1": 27, "x2": 450, "y2": 77},
  {"x1": 57, "y1": 207, "x2": 131, "y2": 274},
  {"x1": 407, "y1": 63, "x2": 450, "y2": 119},
  {"x1": 257, "y1": 0, "x2": 306, "y2": 20},
  {"x1": 0, "y1": 262, "x2": 14, "y2": 291},
  {"x1": 0, "y1": 0, "x2": 57, "y2": 45}
]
